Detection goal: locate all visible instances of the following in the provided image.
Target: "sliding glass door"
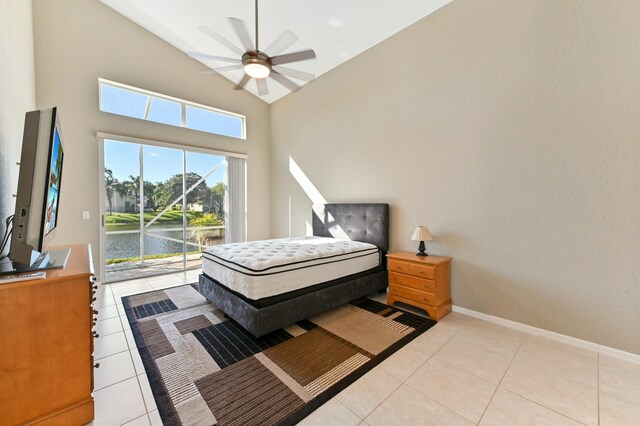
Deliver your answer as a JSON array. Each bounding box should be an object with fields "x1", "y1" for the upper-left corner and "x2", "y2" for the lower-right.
[{"x1": 101, "y1": 138, "x2": 229, "y2": 283}]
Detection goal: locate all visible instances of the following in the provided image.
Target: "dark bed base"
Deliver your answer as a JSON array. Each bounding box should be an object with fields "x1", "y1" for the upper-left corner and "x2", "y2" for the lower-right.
[
  {"x1": 198, "y1": 269, "x2": 388, "y2": 337},
  {"x1": 198, "y1": 203, "x2": 390, "y2": 337}
]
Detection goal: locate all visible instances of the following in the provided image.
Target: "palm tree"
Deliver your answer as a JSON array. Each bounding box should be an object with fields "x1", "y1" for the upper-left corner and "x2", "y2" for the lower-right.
[
  {"x1": 126, "y1": 175, "x2": 141, "y2": 212},
  {"x1": 104, "y1": 169, "x2": 115, "y2": 215},
  {"x1": 204, "y1": 182, "x2": 225, "y2": 215},
  {"x1": 114, "y1": 181, "x2": 129, "y2": 211}
]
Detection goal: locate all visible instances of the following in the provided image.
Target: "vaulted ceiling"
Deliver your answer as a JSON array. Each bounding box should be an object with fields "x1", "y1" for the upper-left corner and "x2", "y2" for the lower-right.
[{"x1": 101, "y1": 0, "x2": 454, "y2": 103}]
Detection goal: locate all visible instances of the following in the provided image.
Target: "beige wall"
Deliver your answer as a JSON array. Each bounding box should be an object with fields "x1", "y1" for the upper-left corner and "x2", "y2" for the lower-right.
[
  {"x1": 0, "y1": 0, "x2": 36, "y2": 256},
  {"x1": 270, "y1": 0, "x2": 640, "y2": 354},
  {"x1": 32, "y1": 0, "x2": 271, "y2": 278}
]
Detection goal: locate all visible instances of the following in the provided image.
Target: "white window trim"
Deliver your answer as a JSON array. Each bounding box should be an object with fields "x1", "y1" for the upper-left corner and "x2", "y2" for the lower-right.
[
  {"x1": 97, "y1": 132, "x2": 247, "y2": 282},
  {"x1": 98, "y1": 78, "x2": 247, "y2": 140},
  {"x1": 96, "y1": 132, "x2": 248, "y2": 159}
]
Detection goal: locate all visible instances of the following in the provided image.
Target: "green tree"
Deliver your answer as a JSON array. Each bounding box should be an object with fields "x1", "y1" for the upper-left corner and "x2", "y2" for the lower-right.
[
  {"x1": 189, "y1": 212, "x2": 224, "y2": 250},
  {"x1": 104, "y1": 169, "x2": 115, "y2": 215},
  {"x1": 109, "y1": 179, "x2": 131, "y2": 212},
  {"x1": 126, "y1": 175, "x2": 140, "y2": 212},
  {"x1": 203, "y1": 182, "x2": 225, "y2": 214},
  {"x1": 143, "y1": 181, "x2": 157, "y2": 211},
  {"x1": 155, "y1": 173, "x2": 208, "y2": 209}
]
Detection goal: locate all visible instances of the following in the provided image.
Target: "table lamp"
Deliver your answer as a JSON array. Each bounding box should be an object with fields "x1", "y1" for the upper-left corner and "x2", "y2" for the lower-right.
[{"x1": 411, "y1": 226, "x2": 433, "y2": 257}]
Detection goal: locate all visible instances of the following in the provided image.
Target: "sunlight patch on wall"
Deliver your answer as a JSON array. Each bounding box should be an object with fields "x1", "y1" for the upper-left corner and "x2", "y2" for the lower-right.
[{"x1": 289, "y1": 157, "x2": 327, "y2": 204}]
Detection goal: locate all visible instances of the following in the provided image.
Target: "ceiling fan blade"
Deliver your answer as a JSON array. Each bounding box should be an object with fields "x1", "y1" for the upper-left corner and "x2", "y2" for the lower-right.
[
  {"x1": 270, "y1": 70, "x2": 300, "y2": 92},
  {"x1": 234, "y1": 74, "x2": 251, "y2": 90},
  {"x1": 198, "y1": 25, "x2": 244, "y2": 56},
  {"x1": 271, "y1": 49, "x2": 317, "y2": 65},
  {"x1": 228, "y1": 18, "x2": 254, "y2": 52},
  {"x1": 215, "y1": 64, "x2": 244, "y2": 71},
  {"x1": 202, "y1": 64, "x2": 244, "y2": 75},
  {"x1": 273, "y1": 66, "x2": 315, "y2": 82},
  {"x1": 189, "y1": 52, "x2": 241, "y2": 64},
  {"x1": 264, "y1": 29, "x2": 298, "y2": 56},
  {"x1": 256, "y1": 78, "x2": 269, "y2": 96}
]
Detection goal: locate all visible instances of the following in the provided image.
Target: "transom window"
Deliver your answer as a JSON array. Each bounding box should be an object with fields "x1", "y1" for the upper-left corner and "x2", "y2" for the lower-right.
[{"x1": 98, "y1": 79, "x2": 245, "y2": 139}]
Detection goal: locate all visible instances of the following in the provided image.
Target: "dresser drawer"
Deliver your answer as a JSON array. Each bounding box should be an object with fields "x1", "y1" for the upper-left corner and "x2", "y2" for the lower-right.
[
  {"x1": 409, "y1": 264, "x2": 434, "y2": 279},
  {"x1": 388, "y1": 259, "x2": 411, "y2": 274},
  {"x1": 389, "y1": 284, "x2": 435, "y2": 306},
  {"x1": 388, "y1": 272, "x2": 435, "y2": 293}
]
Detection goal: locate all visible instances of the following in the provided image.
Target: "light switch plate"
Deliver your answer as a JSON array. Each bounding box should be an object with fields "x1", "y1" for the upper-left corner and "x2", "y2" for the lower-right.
[{"x1": 82, "y1": 211, "x2": 90, "y2": 220}]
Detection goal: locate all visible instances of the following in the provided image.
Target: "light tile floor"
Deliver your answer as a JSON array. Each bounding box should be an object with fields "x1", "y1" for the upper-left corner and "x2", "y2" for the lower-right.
[{"x1": 90, "y1": 275, "x2": 640, "y2": 425}]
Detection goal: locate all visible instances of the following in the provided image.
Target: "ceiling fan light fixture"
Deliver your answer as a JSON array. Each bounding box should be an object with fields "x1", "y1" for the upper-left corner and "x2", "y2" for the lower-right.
[
  {"x1": 242, "y1": 52, "x2": 271, "y2": 78},
  {"x1": 244, "y1": 62, "x2": 271, "y2": 78}
]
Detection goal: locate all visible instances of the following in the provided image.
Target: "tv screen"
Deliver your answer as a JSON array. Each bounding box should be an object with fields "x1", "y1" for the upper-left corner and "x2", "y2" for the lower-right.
[
  {"x1": 5, "y1": 107, "x2": 66, "y2": 269},
  {"x1": 43, "y1": 125, "x2": 63, "y2": 236}
]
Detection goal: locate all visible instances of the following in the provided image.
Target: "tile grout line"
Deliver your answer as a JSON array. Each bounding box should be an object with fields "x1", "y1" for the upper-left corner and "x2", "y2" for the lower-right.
[
  {"x1": 94, "y1": 374, "x2": 139, "y2": 393},
  {"x1": 354, "y1": 368, "x2": 404, "y2": 423},
  {"x1": 360, "y1": 319, "x2": 469, "y2": 423},
  {"x1": 498, "y1": 388, "x2": 590, "y2": 426},
  {"x1": 135, "y1": 373, "x2": 156, "y2": 415},
  {"x1": 429, "y1": 320, "x2": 531, "y2": 387},
  {"x1": 403, "y1": 379, "x2": 480, "y2": 423},
  {"x1": 95, "y1": 279, "x2": 190, "y2": 423},
  {"x1": 395, "y1": 322, "x2": 467, "y2": 380},
  {"x1": 115, "y1": 287, "x2": 151, "y2": 415},
  {"x1": 398, "y1": 318, "x2": 508, "y2": 423},
  {"x1": 123, "y1": 412, "x2": 150, "y2": 426},
  {"x1": 411, "y1": 320, "x2": 469, "y2": 374},
  {"x1": 332, "y1": 396, "x2": 364, "y2": 422},
  {"x1": 494, "y1": 335, "x2": 597, "y2": 425},
  {"x1": 486, "y1": 335, "x2": 593, "y2": 426},
  {"x1": 95, "y1": 346, "x2": 129, "y2": 362},
  {"x1": 476, "y1": 329, "x2": 528, "y2": 425},
  {"x1": 415, "y1": 319, "x2": 467, "y2": 362}
]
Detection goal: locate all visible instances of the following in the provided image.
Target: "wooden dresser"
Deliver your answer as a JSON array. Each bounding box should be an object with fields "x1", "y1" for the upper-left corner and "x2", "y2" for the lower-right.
[
  {"x1": 386, "y1": 252, "x2": 452, "y2": 320},
  {"x1": 0, "y1": 244, "x2": 96, "y2": 425}
]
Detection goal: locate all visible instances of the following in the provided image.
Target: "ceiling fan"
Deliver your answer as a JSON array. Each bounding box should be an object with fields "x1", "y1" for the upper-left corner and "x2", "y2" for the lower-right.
[{"x1": 189, "y1": 0, "x2": 317, "y2": 96}]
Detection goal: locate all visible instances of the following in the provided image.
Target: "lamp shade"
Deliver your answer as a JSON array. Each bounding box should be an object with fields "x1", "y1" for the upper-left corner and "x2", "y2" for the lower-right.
[{"x1": 411, "y1": 226, "x2": 433, "y2": 242}]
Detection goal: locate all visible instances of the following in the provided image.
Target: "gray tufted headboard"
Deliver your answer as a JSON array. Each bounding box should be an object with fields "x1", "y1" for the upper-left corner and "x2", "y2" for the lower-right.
[{"x1": 312, "y1": 203, "x2": 389, "y2": 253}]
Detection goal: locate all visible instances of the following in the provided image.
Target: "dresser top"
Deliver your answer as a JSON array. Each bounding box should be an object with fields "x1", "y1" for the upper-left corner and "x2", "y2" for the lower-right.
[
  {"x1": 387, "y1": 251, "x2": 452, "y2": 265},
  {"x1": 44, "y1": 244, "x2": 94, "y2": 279}
]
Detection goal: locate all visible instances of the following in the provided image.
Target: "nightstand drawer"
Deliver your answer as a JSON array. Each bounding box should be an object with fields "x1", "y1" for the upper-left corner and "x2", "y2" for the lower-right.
[
  {"x1": 389, "y1": 284, "x2": 435, "y2": 306},
  {"x1": 388, "y1": 259, "x2": 411, "y2": 274},
  {"x1": 388, "y1": 272, "x2": 435, "y2": 293},
  {"x1": 409, "y1": 264, "x2": 434, "y2": 279}
]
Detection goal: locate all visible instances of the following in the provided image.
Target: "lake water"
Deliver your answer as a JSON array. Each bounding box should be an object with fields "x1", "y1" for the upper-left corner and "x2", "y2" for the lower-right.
[
  {"x1": 107, "y1": 229, "x2": 226, "y2": 259},
  {"x1": 106, "y1": 229, "x2": 186, "y2": 260}
]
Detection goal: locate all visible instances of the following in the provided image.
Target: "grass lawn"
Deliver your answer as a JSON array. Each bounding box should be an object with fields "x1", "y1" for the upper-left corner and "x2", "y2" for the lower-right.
[
  {"x1": 106, "y1": 251, "x2": 201, "y2": 265},
  {"x1": 105, "y1": 210, "x2": 185, "y2": 225}
]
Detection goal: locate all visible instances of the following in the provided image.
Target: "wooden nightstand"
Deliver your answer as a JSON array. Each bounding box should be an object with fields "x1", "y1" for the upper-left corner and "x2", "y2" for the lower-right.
[{"x1": 386, "y1": 252, "x2": 452, "y2": 320}]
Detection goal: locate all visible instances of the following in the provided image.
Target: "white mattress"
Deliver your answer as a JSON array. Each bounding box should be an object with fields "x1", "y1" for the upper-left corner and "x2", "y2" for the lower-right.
[{"x1": 202, "y1": 237, "x2": 380, "y2": 300}]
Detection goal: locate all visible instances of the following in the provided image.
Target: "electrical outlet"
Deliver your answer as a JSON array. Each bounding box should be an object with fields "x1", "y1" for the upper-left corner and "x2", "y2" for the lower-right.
[{"x1": 82, "y1": 211, "x2": 90, "y2": 220}]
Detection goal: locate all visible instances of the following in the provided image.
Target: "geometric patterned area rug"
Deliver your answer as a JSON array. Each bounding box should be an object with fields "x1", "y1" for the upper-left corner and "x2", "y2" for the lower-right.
[{"x1": 123, "y1": 284, "x2": 437, "y2": 426}]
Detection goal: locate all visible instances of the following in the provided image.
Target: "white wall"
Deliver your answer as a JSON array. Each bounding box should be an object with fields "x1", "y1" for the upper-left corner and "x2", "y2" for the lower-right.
[
  {"x1": 270, "y1": 0, "x2": 640, "y2": 354},
  {"x1": 0, "y1": 0, "x2": 36, "y2": 256},
  {"x1": 32, "y1": 0, "x2": 271, "y2": 277}
]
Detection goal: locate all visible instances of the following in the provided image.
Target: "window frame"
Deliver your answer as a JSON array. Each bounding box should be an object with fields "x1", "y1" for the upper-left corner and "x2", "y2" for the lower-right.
[
  {"x1": 96, "y1": 131, "x2": 247, "y2": 282},
  {"x1": 98, "y1": 78, "x2": 246, "y2": 140}
]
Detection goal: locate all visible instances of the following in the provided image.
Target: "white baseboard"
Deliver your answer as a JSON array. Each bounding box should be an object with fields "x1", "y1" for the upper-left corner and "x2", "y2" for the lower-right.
[{"x1": 452, "y1": 305, "x2": 640, "y2": 365}]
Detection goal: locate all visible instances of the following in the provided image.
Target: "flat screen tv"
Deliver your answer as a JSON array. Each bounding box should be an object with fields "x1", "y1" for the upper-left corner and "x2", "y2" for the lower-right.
[{"x1": 1, "y1": 107, "x2": 69, "y2": 273}]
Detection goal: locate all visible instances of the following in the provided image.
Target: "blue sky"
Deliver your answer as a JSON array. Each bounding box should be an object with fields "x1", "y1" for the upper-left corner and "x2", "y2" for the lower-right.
[
  {"x1": 100, "y1": 83, "x2": 243, "y2": 138},
  {"x1": 105, "y1": 140, "x2": 226, "y2": 186},
  {"x1": 102, "y1": 84, "x2": 232, "y2": 187}
]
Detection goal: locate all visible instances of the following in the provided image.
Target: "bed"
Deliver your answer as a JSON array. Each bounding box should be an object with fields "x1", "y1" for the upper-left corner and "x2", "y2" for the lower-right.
[{"x1": 197, "y1": 203, "x2": 389, "y2": 337}]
